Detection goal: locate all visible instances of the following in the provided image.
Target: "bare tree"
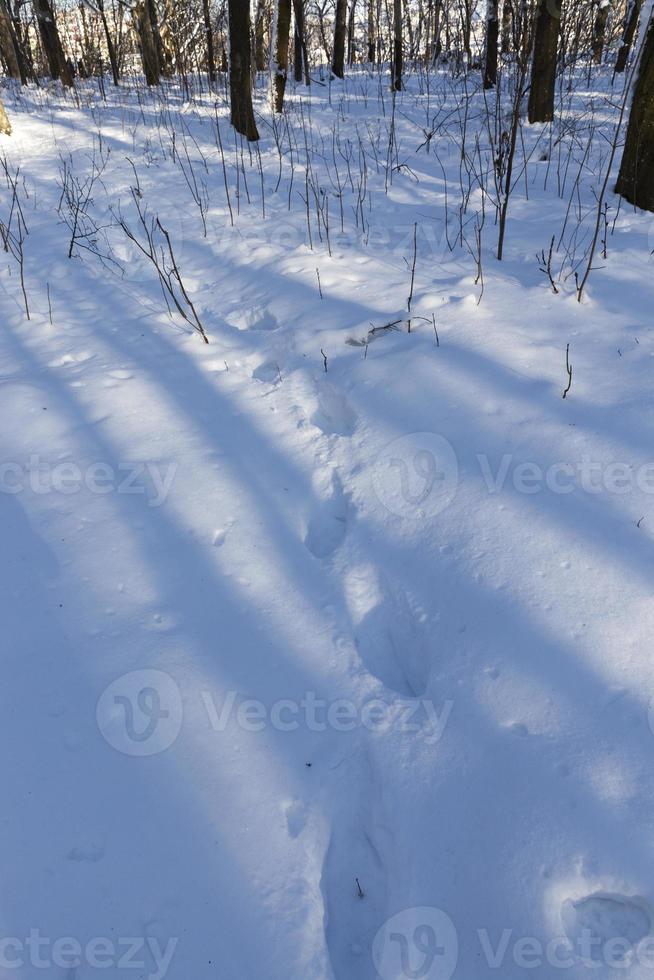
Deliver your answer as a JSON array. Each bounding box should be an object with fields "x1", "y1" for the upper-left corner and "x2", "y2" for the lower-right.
[
  {"x1": 616, "y1": 11, "x2": 654, "y2": 211},
  {"x1": 391, "y1": 0, "x2": 402, "y2": 89},
  {"x1": 615, "y1": 0, "x2": 642, "y2": 71},
  {"x1": 592, "y1": 0, "x2": 610, "y2": 63},
  {"x1": 34, "y1": 0, "x2": 74, "y2": 85},
  {"x1": 228, "y1": 0, "x2": 259, "y2": 139},
  {"x1": 271, "y1": 0, "x2": 292, "y2": 110},
  {"x1": 483, "y1": 0, "x2": 499, "y2": 88},
  {"x1": 0, "y1": 0, "x2": 21, "y2": 79},
  {"x1": 331, "y1": 0, "x2": 347, "y2": 76},
  {"x1": 133, "y1": 0, "x2": 161, "y2": 83},
  {"x1": 527, "y1": 0, "x2": 561, "y2": 123},
  {"x1": 202, "y1": 0, "x2": 216, "y2": 80}
]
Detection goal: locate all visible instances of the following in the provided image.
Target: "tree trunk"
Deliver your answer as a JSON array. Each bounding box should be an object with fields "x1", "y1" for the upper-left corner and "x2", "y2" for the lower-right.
[
  {"x1": 292, "y1": 0, "x2": 309, "y2": 82},
  {"x1": 134, "y1": 0, "x2": 160, "y2": 84},
  {"x1": 527, "y1": 0, "x2": 561, "y2": 123},
  {"x1": 430, "y1": 0, "x2": 441, "y2": 62},
  {"x1": 228, "y1": 0, "x2": 259, "y2": 140},
  {"x1": 367, "y1": 0, "x2": 375, "y2": 60},
  {"x1": 615, "y1": 0, "x2": 642, "y2": 72},
  {"x1": 98, "y1": 1, "x2": 120, "y2": 84},
  {"x1": 483, "y1": 0, "x2": 499, "y2": 88},
  {"x1": 271, "y1": 0, "x2": 291, "y2": 111},
  {"x1": 592, "y1": 0, "x2": 610, "y2": 64},
  {"x1": 34, "y1": 0, "x2": 73, "y2": 85},
  {"x1": 0, "y1": 0, "x2": 21, "y2": 79},
  {"x1": 391, "y1": 0, "x2": 402, "y2": 89},
  {"x1": 254, "y1": 0, "x2": 267, "y2": 70},
  {"x1": 501, "y1": 0, "x2": 513, "y2": 55},
  {"x1": 0, "y1": 93, "x2": 10, "y2": 134},
  {"x1": 331, "y1": 0, "x2": 347, "y2": 76},
  {"x1": 202, "y1": 0, "x2": 216, "y2": 81},
  {"x1": 347, "y1": 0, "x2": 357, "y2": 64},
  {"x1": 616, "y1": 14, "x2": 654, "y2": 211}
]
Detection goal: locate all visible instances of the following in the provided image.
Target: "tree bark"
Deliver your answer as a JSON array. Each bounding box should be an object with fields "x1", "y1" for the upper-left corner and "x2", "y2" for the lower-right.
[
  {"x1": 501, "y1": 0, "x2": 513, "y2": 55},
  {"x1": 616, "y1": 14, "x2": 654, "y2": 211},
  {"x1": 483, "y1": 0, "x2": 499, "y2": 88},
  {"x1": 228, "y1": 0, "x2": 259, "y2": 140},
  {"x1": 331, "y1": 0, "x2": 347, "y2": 76},
  {"x1": 34, "y1": 0, "x2": 73, "y2": 85},
  {"x1": 615, "y1": 0, "x2": 642, "y2": 72},
  {"x1": 254, "y1": 0, "x2": 267, "y2": 70},
  {"x1": 527, "y1": 0, "x2": 562, "y2": 123},
  {"x1": 134, "y1": 0, "x2": 160, "y2": 84},
  {"x1": 202, "y1": 0, "x2": 216, "y2": 81},
  {"x1": 97, "y1": 0, "x2": 120, "y2": 84},
  {"x1": 592, "y1": 0, "x2": 610, "y2": 64},
  {"x1": 271, "y1": 0, "x2": 291, "y2": 111},
  {"x1": 347, "y1": 0, "x2": 357, "y2": 64},
  {"x1": 292, "y1": 0, "x2": 309, "y2": 82},
  {"x1": 367, "y1": 0, "x2": 375, "y2": 60},
  {"x1": 391, "y1": 0, "x2": 402, "y2": 90},
  {"x1": 0, "y1": 93, "x2": 10, "y2": 134},
  {"x1": 0, "y1": 0, "x2": 21, "y2": 80}
]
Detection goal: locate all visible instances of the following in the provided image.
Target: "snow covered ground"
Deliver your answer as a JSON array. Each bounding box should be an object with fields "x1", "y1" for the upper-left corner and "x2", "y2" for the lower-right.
[{"x1": 2, "y1": 65, "x2": 654, "y2": 980}]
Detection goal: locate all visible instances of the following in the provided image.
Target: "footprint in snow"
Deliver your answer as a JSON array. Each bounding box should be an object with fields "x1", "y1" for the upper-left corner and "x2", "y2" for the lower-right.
[
  {"x1": 344, "y1": 563, "x2": 433, "y2": 697},
  {"x1": 252, "y1": 360, "x2": 282, "y2": 384},
  {"x1": 226, "y1": 307, "x2": 280, "y2": 332},
  {"x1": 304, "y1": 472, "x2": 349, "y2": 560},
  {"x1": 310, "y1": 382, "x2": 357, "y2": 437},
  {"x1": 561, "y1": 894, "x2": 651, "y2": 962}
]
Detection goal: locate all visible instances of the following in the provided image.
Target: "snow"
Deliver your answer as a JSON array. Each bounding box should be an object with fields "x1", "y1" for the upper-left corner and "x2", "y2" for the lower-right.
[{"x1": 2, "y1": 66, "x2": 654, "y2": 979}]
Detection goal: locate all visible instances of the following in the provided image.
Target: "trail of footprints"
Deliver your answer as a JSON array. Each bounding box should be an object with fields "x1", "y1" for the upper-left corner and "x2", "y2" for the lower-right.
[{"x1": 289, "y1": 373, "x2": 438, "y2": 977}]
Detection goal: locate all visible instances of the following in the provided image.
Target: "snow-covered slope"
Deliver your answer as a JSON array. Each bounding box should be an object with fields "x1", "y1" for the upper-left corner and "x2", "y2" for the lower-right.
[{"x1": 2, "y1": 67, "x2": 654, "y2": 980}]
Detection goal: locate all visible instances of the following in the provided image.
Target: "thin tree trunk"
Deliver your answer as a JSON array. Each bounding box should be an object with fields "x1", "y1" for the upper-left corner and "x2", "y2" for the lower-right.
[
  {"x1": 592, "y1": 0, "x2": 610, "y2": 64},
  {"x1": 347, "y1": 0, "x2": 357, "y2": 64},
  {"x1": 0, "y1": 93, "x2": 10, "y2": 134},
  {"x1": 98, "y1": 1, "x2": 120, "y2": 84},
  {"x1": 34, "y1": 0, "x2": 73, "y2": 85},
  {"x1": 292, "y1": 0, "x2": 309, "y2": 82},
  {"x1": 527, "y1": 0, "x2": 562, "y2": 123},
  {"x1": 332, "y1": 0, "x2": 347, "y2": 76},
  {"x1": 616, "y1": 13, "x2": 654, "y2": 210},
  {"x1": 271, "y1": 0, "x2": 291, "y2": 110},
  {"x1": 615, "y1": 0, "x2": 642, "y2": 72},
  {"x1": 255, "y1": 0, "x2": 267, "y2": 70},
  {"x1": 367, "y1": 0, "x2": 375, "y2": 60},
  {"x1": 483, "y1": 0, "x2": 499, "y2": 88},
  {"x1": 228, "y1": 0, "x2": 259, "y2": 139},
  {"x1": 202, "y1": 0, "x2": 216, "y2": 81},
  {"x1": 501, "y1": 0, "x2": 513, "y2": 55},
  {"x1": 391, "y1": 0, "x2": 402, "y2": 89},
  {"x1": 430, "y1": 0, "x2": 441, "y2": 61}
]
